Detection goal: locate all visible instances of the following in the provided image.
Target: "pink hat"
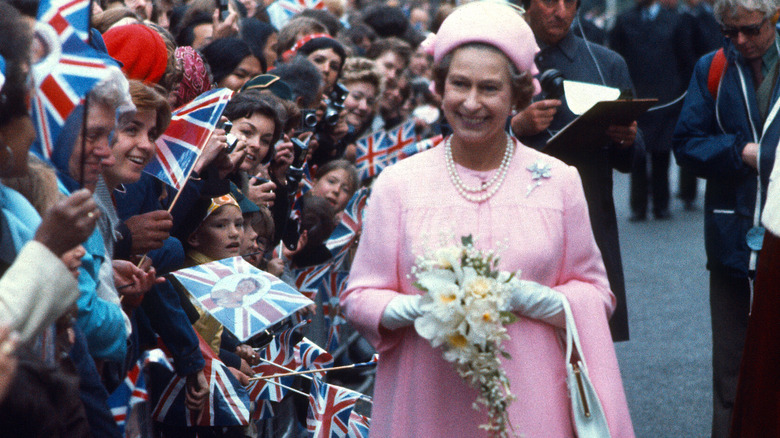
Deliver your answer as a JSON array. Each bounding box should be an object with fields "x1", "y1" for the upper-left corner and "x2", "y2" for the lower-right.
[
  {"x1": 433, "y1": 2, "x2": 540, "y2": 93},
  {"x1": 103, "y1": 24, "x2": 168, "y2": 85}
]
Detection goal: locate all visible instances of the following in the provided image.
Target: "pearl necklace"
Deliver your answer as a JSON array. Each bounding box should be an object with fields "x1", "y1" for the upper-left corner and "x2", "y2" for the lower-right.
[{"x1": 444, "y1": 134, "x2": 514, "y2": 203}]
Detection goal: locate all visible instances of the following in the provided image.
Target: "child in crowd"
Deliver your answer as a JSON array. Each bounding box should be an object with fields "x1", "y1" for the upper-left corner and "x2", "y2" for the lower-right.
[
  {"x1": 309, "y1": 159, "x2": 359, "y2": 218},
  {"x1": 179, "y1": 194, "x2": 258, "y2": 382},
  {"x1": 184, "y1": 194, "x2": 245, "y2": 266}
]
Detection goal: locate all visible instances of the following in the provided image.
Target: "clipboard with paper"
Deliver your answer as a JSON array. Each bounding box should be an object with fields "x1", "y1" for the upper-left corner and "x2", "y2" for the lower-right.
[{"x1": 542, "y1": 80, "x2": 657, "y2": 155}]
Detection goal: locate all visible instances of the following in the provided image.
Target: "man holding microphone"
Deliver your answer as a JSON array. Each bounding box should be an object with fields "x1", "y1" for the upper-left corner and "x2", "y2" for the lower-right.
[{"x1": 512, "y1": 0, "x2": 643, "y2": 342}]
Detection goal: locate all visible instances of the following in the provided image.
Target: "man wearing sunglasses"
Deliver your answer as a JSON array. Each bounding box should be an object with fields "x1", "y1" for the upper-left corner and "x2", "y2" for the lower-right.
[{"x1": 673, "y1": 0, "x2": 780, "y2": 436}]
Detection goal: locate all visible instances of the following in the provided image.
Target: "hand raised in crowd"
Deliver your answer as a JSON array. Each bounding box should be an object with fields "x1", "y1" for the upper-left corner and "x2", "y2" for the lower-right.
[
  {"x1": 211, "y1": 8, "x2": 239, "y2": 40},
  {"x1": 235, "y1": 344, "x2": 260, "y2": 366},
  {"x1": 742, "y1": 142, "x2": 759, "y2": 169},
  {"x1": 61, "y1": 245, "x2": 86, "y2": 279},
  {"x1": 606, "y1": 121, "x2": 638, "y2": 149},
  {"x1": 34, "y1": 188, "x2": 99, "y2": 257},
  {"x1": 0, "y1": 325, "x2": 17, "y2": 404},
  {"x1": 330, "y1": 109, "x2": 350, "y2": 142},
  {"x1": 225, "y1": 137, "x2": 248, "y2": 178},
  {"x1": 265, "y1": 257, "x2": 285, "y2": 278},
  {"x1": 194, "y1": 121, "x2": 247, "y2": 179},
  {"x1": 510, "y1": 99, "x2": 561, "y2": 137},
  {"x1": 185, "y1": 369, "x2": 209, "y2": 411},
  {"x1": 124, "y1": 210, "x2": 173, "y2": 255},
  {"x1": 270, "y1": 138, "x2": 294, "y2": 184},
  {"x1": 113, "y1": 259, "x2": 163, "y2": 297},
  {"x1": 247, "y1": 176, "x2": 276, "y2": 208}
]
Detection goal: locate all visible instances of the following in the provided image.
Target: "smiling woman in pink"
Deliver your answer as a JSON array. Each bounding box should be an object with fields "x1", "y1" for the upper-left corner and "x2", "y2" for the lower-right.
[{"x1": 340, "y1": 2, "x2": 635, "y2": 437}]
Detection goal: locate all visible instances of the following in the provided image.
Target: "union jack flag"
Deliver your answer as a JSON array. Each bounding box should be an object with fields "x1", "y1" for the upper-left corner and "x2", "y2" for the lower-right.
[
  {"x1": 151, "y1": 335, "x2": 251, "y2": 427},
  {"x1": 246, "y1": 321, "x2": 306, "y2": 419},
  {"x1": 347, "y1": 412, "x2": 371, "y2": 438},
  {"x1": 326, "y1": 187, "x2": 369, "y2": 269},
  {"x1": 293, "y1": 263, "x2": 333, "y2": 300},
  {"x1": 383, "y1": 120, "x2": 418, "y2": 166},
  {"x1": 267, "y1": 0, "x2": 324, "y2": 29},
  {"x1": 319, "y1": 270, "x2": 349, "y2": 351},
  {"x1": 398, "y1": 134, "x2": 444, "y2": 160},
  {"x1": 38, "y1": 0, "x2": 91, "y2": 42},
  {"x1": 294, "y1": 337, "x2": 334, "y2": 377},
  {"x1": 145, "y1": 88, "x2": 233, "y2": 191},
  {"x1": 30, "y1": 3, "x2": 119, "y2": 164},
  {"x1": 107, "y1": 349, "x2": 173, "y2": 434},
  {"x1": 355, "y1": 130, "x2": 389, "y2": 181},
  {"x1": 307, "y1": 378, "x2": 362, "y2": 438},
  {"x1": 170, "y1": 256, "x2": 312, "y2": 342}
]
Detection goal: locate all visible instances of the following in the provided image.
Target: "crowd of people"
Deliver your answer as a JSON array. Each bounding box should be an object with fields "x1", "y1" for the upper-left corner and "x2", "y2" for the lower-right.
[{"x1": 0, "y1": 0, "x2": 779, "y2": 435}]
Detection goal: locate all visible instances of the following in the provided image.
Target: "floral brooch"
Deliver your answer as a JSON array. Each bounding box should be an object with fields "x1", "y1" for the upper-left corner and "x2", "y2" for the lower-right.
[{"x1": 526, "y1": 160, "x2": 552, "y2": 197}]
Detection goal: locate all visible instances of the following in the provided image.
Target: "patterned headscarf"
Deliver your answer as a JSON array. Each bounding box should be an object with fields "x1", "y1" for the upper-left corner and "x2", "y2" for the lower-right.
[{"x1": 172, "y1": 46, "x2": 213, "y2": 109}]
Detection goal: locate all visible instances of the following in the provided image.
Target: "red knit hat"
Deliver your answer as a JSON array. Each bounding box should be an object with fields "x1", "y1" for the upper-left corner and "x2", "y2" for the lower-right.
[{"x1": 103, "y1": 24, "x2": 168, "y2": 85}]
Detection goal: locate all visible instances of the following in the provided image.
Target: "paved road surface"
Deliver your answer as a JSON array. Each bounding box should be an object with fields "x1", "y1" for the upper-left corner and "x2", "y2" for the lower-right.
[{"x1": 613, "y1": 166, "x2": 712, "y2": 437}]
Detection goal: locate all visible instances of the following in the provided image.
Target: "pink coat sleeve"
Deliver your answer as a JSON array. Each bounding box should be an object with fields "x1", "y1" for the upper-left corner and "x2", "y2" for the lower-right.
[
  {"x1": 553, "y1": 167, "x2": 616, "y2": 318},
  {"x1": 340, "y1": 167, "x2": 407, "y2": 353}
]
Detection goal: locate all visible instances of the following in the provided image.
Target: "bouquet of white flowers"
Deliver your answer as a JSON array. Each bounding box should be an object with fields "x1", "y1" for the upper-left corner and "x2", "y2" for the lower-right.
[{"x1": 411, "y1": 235, "x2": 520, "y2": 437}]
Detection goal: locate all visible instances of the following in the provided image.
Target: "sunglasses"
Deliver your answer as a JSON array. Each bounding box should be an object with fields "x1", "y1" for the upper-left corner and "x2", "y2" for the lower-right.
[{"x1": 721, "y1": 18, "x2": 767, "y2": 39}]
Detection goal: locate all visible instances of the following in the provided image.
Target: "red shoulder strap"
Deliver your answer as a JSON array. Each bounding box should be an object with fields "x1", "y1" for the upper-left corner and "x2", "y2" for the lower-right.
[{"x1": 707, "y1": 48, "x2": 727, "y2": 99}]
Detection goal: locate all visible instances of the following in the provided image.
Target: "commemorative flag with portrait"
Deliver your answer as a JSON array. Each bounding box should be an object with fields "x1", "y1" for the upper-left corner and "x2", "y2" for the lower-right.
[
  {"x1": 144, "y1": 88, "x2": 233, "y2": 191},
  {"x1": 169, "y1": 256, "x2": 313, "y2": 342}
]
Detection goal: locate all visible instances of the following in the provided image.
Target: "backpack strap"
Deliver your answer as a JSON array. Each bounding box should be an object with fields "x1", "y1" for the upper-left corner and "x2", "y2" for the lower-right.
[{"x1": 707, "y1": 48, "x2": 727, "y2": 99}]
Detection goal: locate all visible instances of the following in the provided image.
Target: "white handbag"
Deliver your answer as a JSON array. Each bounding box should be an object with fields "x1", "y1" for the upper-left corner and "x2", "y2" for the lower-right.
[{"x1": 562, "y1": 299, "x2": 612, "y2": 438}]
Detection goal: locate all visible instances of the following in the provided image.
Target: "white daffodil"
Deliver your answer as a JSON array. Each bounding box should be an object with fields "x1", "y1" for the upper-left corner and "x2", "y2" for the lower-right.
[
  {"x1": 465, "y1": 299, "x2": 504, "y2": 347},
  {"x1": 415, "y1": 309, "x2": 465, "y2": 348},
  {"x1": 410, "y1": 234, "x2": 518, "y2": 436}
]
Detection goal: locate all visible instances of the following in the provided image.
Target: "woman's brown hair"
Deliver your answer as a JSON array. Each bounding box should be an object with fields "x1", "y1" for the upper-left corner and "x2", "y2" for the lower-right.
[{"x1": 128, "y1": 80, "x2": 172, "y2": 139}]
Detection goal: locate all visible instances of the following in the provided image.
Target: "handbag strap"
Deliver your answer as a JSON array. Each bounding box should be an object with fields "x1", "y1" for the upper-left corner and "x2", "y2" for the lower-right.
[
  {"x1": 563, "y1": 297, "x2": 586, "y2": 370},
  {"x1": 562, "y1": 297, "x2": 595, "y2": 418}
]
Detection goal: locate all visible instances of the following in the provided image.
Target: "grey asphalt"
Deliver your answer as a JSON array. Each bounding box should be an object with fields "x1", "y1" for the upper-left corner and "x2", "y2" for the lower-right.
[{"x1": 612, "y1": 165, "x2": 712, "y2": 437}]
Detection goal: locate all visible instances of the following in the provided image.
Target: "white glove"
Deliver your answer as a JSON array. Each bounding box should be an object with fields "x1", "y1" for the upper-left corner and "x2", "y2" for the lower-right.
[
  {"x1": 509, "y1": 280, "x2": 566, "y2": 328},
  {"x1": 380, "y1": 295, "x2": 424, "y2": 330}
]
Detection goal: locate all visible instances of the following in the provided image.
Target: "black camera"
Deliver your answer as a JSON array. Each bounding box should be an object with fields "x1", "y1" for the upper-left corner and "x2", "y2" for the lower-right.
[
  {"x1": 284, "y1": 135, "x2": 310, "y2": 196},
  {"x1": 540, "y1": 69, "x2": 565, "y2": 101},
  {"x1": 282, "y1": 136, "x2": 311, "y2": 251},
  {"x1": 320, "y1": 83, "x2": 349, "y2": 127},
  {"x1": 215, "y1": 0, "x2": 230, "y2": 20},
  {"x1": 218, "y1": 120, "x2": 240, "y2": 153},
  {"x1": 301, "y1": 109, "x2": 318, "y2": 130}
]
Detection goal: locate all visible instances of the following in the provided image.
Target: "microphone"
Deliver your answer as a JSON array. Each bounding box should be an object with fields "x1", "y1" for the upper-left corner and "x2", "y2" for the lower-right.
[{"x1": 540, "y1": 69, "x2": 565, "y2": 100}]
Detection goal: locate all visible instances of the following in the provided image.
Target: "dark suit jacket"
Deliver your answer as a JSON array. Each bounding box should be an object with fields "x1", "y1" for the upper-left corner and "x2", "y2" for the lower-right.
[
  {"x1": 679, "y1": 3, "x2": 724, "y2": 84},
  {"x1": 517, "y1": 31, "x2": 641, "y2": 341},
  {"x1": 610, "y1": 4, "x2": 688, "y2": 152}
]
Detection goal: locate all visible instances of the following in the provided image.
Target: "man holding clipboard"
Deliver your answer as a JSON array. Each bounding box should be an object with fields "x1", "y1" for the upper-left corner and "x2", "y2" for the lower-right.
[{"x1": 511, "y1": 0, "x2": 645, "y2": 343}]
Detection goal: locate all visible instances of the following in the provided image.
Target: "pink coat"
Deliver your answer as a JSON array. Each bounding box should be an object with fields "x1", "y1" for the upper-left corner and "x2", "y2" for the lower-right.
[{"x1": 341, "y1": 141, "x2": 635, "y2": 437}]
